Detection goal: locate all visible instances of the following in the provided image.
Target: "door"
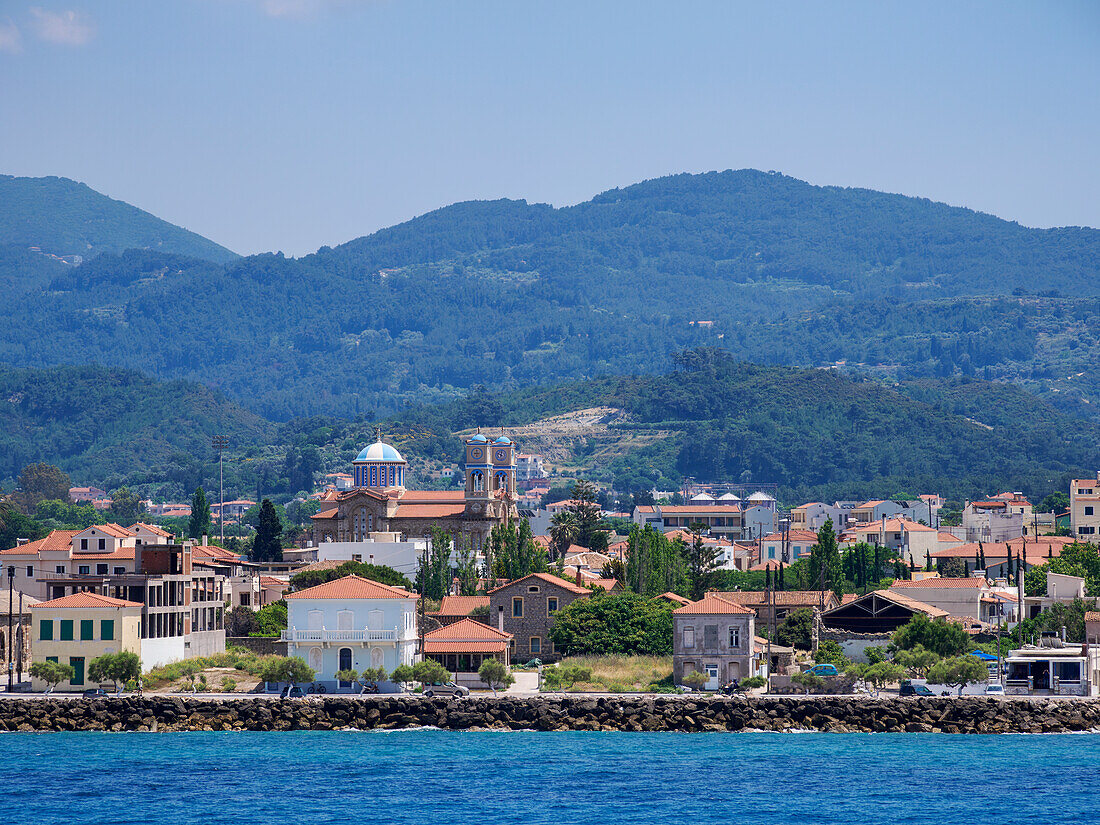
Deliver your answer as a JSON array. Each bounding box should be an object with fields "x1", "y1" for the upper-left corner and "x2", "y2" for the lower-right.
[
  {"x1": 704, "y1": 664, "x2": 720, "y2": 691},
  {"x1": 70, "y1": 656, "x2": 85, "y2": 686},
  {"x1": 338, "y1": 648, "x2": 353, "y2": 686}
]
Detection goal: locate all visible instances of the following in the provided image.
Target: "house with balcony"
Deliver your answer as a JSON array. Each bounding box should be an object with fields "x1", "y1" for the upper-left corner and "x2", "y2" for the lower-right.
[
  {"x1": 282, "y1": 574, "x2": 418, "y2": 688},
  {"x1": 672, "y1": 594, "x2": 756, "y2": 689}
]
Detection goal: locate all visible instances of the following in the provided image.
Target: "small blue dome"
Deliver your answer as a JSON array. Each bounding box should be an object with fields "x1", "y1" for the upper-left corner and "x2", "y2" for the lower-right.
[
  {"x1": 493, "y1": 436, "x2": 512, "y2": 444},
  {"x1": 469, "y1": 434, "x2": 489, "y2": 443},
  {"x1": 354, "y1": 441, "x2": 406, "y2": 463}
]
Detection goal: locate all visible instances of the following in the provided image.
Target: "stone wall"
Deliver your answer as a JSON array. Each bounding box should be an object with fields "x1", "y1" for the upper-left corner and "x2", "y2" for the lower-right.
[{"x1": 1, "y1": 695, "x2": 1099, "y2": 734}]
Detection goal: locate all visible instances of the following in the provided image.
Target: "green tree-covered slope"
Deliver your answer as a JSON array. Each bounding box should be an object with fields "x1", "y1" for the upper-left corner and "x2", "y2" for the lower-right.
[
  {"x1": 0, "y1": 170, "x2": 1097, "y2": 418},
  {"x1": 0, "y1": 365, "x2": 271, "y2": 489},
  {"x1": 0, "y1": 175, "x2": 237, "y2": 262}
]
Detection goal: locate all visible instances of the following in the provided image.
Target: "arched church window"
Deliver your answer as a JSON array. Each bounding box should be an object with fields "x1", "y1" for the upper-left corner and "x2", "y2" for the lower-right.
[
  {"x1": 496, "y1": 472, "x2": 508, "y2": 490},
  {"x1": 472, "y1": 471, "x2": 484, "y2": 492}
]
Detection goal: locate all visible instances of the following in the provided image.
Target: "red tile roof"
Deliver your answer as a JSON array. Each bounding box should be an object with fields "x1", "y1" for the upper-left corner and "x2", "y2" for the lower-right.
[
  {"x1": 33, "y1": 592, "x2": 142, "y2": 609},
  {"x1": 487, "y1": 572, "x2": 591, "y2": 595},
  {"x1": 311, "y1": 508, "x2": 339, "y2": 520},
  {"x1": 760, "y1": 530, "x2": 819, "y2": 543},
  {"x1": 422, "y1": 617, "x2": 511, "y2": 654},
  {"x1": 656, "y1": 591, "x2": 692, "y2": 606},
  {"x1": 81, "y1": 523, "x2": 133, "y2": 538},
  {"x1": 1085, "y1": 612, "x2": 1100, "y2": 623},
  {"x1": 399, "y1": 491, "x2": 466, "y2": 502},
  {"x1": 716, "y1": 590, "x2": 837, "y2": 607},
  {"x1": 435, "y1": 596, "x2": 490, "y2": 616},
  {"x1": 131, "y1": 522, "x2": 172, "y2": 537},
  {"x1": 0, "y1": 530, "x2": 81, "y2": 556},
  {"x1": 392, "y1": 504, "x2": 467, "y2": 519},
  {"x1": 673, "y1": 594, "x2": 755, "y2": 615},
  {"x1": 891, "y1": 577, "x2": 987, "y2": 589},
  {"x1": 285, "y1": 574, "x2": 417, "y2": 600}
]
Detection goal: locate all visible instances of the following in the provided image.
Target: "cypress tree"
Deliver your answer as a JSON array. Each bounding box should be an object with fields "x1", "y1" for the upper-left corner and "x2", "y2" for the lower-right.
[
  {"x1": 252, "y1": 499, "x2": 283, "y2": 563},
  {"x1": 189, "y1": 487, "x2": 211, "y2": 539}
]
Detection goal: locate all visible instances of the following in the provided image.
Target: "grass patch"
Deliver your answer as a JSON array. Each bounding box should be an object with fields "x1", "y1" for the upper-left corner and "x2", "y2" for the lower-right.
[
  {"x1": 143, "y1": 647, "x2": 282, "y2": 690},
  {"x1": 549, "y1": 655, "x2": 673, "y2": 693}
]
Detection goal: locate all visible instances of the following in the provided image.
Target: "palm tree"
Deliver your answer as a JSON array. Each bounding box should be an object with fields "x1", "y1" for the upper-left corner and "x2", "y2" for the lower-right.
[{"x1": 549, "y1": 511, "x2": 578, "y2": 560}]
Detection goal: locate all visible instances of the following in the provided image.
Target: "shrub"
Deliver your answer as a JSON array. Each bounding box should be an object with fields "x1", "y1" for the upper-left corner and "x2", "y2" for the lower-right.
[
  {"x1": 739, "y1": 675, "x2": 767, "y2": 690},
  {"x1": 29, "y1": 660, "x2": 74, "y2": 691},
  {"x1": 681, "y1": 670, "x2": 707, "y2": 690},
  {"x1": 478, "y1": 659, "x2": 514, "y2": 693},
  {"x1": 221, "y1": 676, "x2": 237, "y2": 692}
]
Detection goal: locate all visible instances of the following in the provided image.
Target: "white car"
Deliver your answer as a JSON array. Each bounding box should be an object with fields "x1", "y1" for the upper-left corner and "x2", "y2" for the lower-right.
[{"x1": 984, "y1": 683, "x2": 1005, "y2": 696}]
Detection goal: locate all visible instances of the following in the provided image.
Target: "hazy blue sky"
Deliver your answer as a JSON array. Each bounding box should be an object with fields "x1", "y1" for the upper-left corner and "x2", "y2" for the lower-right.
[{"x1": 1, "y1": 1, "x2": 1097, "y2": 255}]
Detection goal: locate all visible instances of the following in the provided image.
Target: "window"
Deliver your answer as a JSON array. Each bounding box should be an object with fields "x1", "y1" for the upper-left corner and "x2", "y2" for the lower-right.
[
  {"x1": 55, "y1": 565, "x2": 65, "y2": 574},
  {"x1": 547, "y1": 597, "x2": 559, "y2": 614},
  {"x1": 60, "y1": 620, "x2": 74, "y2": 641},
  {"x1": 527, "y1": 585, "x2": 540, "y2": 593},
  {"x1": 46, "y1": 656, "x2": 57, "y2": 663},
  {"x1": 529, "y1": 636, "x2": 542, "y2": 654},
  {"x1": 512, "y1": 597, "x2": 524, "y2": 618},
  {"x1": 1087, "y1": 506, "x2": 1095, "y2": 516},
  {"x1": 97, "y1": 564, "x2": 108, "y2": 575},
  {"x1": 78, "y1": 565, "x2": 90, "y2": 575},
  {"x1": 39, "y1": 619, "x2": 53, "y2": 641},
  {"x1": 1058, "y1": 661, "x2": 1082, "y2": 682},
  {"x1": 728, "y1": 627, "x2": 741, "y2": 649},
  {"x1": 1081, "y1": 527, "x2": 1097, "y2": 535},
  {"x1": 682, "y1": 626, "x2": 695, "y2": 648},
  {"x1": 703, "y1": 624, "x2": 719, "y2": 648},
  {"x1": 80, "y1": 620, "x2": 94, "y2": 641},
  {"x1": 101, "y1": 620, "x2": 114, "y2": 641},
  {"x1": 240, "y1": 593, "x2": 251, "y2": 606},
  {"x1": 80, "y1": 538, "x2": 88, "y2": 550},
  {"x1": 98, "y1": 539, "x2": 105, "y2": 550},
  {"x1": 25, "y1": 566, "x2": 32, "y2": 578},
  {"x1": 114, "y1": 567, "x2": 125, "y2": 575}
]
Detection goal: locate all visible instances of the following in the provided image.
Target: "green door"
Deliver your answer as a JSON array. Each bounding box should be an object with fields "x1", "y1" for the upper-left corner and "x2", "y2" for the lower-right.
[{"x1": 70, "y1": 657, "x2": 85, "y2": 686}]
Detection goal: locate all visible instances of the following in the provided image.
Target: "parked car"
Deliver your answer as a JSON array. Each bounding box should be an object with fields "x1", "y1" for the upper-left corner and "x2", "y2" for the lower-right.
[
  {"x1": 899, "y1": 682, "x2": 935, "y2": 697},
  {"x1": 804, "y1": 664, "x2": 839, "y2": 678},
  {"x1": 423, "y1": 681, "x2": 470, "y2": 698},
  {"x1": 82, "y1": 688, "x2": 108, "y2": 698},
  {"x1": 279, "y1": 684, "x2": 305, "y2": 699},
  {"x1": 985, "y1": 683, "x2": 1005, "y2": 696}
]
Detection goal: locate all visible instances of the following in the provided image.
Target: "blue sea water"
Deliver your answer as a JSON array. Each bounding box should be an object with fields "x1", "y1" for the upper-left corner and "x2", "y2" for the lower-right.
[{"x1": 1, "y1": 730, "x2": 1099, "y2": 824}]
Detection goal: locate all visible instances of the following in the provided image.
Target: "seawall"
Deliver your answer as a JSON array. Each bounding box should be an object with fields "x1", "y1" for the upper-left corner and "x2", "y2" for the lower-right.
[{"x1": 2, "y1": 695, "x2": 1100, "y2": 734}]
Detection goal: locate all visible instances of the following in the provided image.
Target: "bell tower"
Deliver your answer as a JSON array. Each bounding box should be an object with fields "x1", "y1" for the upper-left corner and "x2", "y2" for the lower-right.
[{"x1": 464, "y1": 430, "x2": 491, "y2": 517}]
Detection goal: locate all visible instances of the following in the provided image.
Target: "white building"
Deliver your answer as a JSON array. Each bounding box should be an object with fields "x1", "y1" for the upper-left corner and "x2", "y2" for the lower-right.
[{"x1": 282, "y1": 574, "x2": 418, "y2": 688}]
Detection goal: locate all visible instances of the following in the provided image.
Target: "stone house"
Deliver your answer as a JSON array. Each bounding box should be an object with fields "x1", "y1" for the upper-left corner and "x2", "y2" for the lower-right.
[
  {"x1": 488, "y1": 573, "x2": 592, "y2": 662},
  {"x1": 673, "y1": 594, "x2": 756, "y2": 689}
]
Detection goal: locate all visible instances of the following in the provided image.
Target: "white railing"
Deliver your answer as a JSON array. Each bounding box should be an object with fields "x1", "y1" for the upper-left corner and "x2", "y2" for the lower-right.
[{"x1": 281, "y1": 628, "x2": 399, "y2": 643}]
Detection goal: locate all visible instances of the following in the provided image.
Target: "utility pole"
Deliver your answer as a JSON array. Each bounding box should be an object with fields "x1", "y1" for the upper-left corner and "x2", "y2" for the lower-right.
[{"x1": 212, "y1": 435, "x2": 229, "y2": 543}]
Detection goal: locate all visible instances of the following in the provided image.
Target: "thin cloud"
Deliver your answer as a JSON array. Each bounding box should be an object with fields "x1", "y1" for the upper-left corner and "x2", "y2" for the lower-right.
[
  {"x1": 256, "y1": 0, "x2": 367, "y2": 19},
  {"x1": 29, "y1": 8, "x2": 96, "y2": 46},
  {"x1": 0, "y1": 19, "x2": 21, "y2": 53}
]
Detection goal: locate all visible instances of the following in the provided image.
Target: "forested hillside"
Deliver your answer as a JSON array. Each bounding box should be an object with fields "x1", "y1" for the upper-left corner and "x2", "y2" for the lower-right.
[
  {"x1": 0, "y1": 365, "x2": 271, "y2": 490},
  {"x1": 2, "y1": 353, "x2": 1092, "y2": 506},
  {"x1": 0, "y1": 175, "x2": 237, "y2": 262},
  {"x1": 1, "y1": 170, "x2": 1097, "y2": 419}
]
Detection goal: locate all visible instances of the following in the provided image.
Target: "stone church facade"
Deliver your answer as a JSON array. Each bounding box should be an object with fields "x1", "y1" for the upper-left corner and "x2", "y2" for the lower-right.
[{"x1": 310, "y1": 430, "x2": 519, "y2": 552}]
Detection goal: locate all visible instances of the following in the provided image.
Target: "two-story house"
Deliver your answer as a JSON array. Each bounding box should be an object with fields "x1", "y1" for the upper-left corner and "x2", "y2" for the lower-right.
[
  {"x1": 673, "y1": 594, "x2": 756, "y2": 689},
  {"x1": 282, "y1": 574, "x2": 418, "y2": 688},
  {"x1": 488, "y1": 573, "x2": 593, "y2": 662},
  {"x1": 758, "y1": 529, "x2": 819, "y2": 564},
  {"x1": 29, "y1": 592, "x2": 142, "y2": 691},
  {"x1": 1070, "y1": 476, "x2": 1100, "y2": 541}
]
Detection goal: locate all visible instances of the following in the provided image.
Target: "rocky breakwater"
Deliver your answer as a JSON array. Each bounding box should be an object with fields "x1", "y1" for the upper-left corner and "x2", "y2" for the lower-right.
[{"x1": 2, "y1": 695, "x2": 1100, "y2": 733}]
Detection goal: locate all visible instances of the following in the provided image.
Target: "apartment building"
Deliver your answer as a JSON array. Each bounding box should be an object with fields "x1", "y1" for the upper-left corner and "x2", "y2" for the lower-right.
[{"x1": 1070, "y1": 476, "x2": 1100, "y2": 540}]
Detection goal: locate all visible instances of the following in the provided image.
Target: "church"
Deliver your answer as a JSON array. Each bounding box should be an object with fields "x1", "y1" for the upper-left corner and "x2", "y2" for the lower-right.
[{"x1": 310, "y1": 430, "x2": 519, "y2": 552}]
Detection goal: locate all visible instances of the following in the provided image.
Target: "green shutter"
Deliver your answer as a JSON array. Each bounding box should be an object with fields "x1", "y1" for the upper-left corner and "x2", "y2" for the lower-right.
[
  {"x1": 100, "y1": 619, "x2": 114, "y2": 641},
  {"x1": 40, "y1": 619, "x2": 53, "y2": 641},
  {"x1": 60, "y1": 620, "x2": 73, "y2": 641},
  {"x1": 46, "y1": 656, "x2": 58, "y2": 663},
  {"x1": 80, "y1": 619, "x2": 94, "y2": 641}
]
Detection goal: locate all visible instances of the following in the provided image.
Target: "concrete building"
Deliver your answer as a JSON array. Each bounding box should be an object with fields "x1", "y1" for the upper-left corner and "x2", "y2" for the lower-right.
[
  {"x1": 758, "y1": 529, "x2": 818, "y2": 564},
  {"x1": 846, "y1": 518, "x2": 938, "y2": 567},
  {"x1": 673, "y1": 594, "x2": 756, "y2": 689},
  {"x1": 1070, "y1": 476, "x2": 1100, "y2": 541},
  {"x1": 632, "y1": 503, "x2": 743, "y2": 540},
  {"x1": 29, "y1": 592, "x2": 142, "y2": 691},
  {"x1": 1005, "y1": 638, "x2": 1100, "y2": 697},
  {"x1": 888, "y1": 576, "x2": 998, "y2": 623},
  {"x1": 282, "y1": 575, "x2": 418, "y2": 689},
  {"x1": 962, "y1": 500, "x2": 1024, "y2": 542}
]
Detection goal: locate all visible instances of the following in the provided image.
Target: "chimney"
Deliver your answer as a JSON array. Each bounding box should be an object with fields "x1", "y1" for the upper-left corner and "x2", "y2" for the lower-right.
[
  {"x1": 497, "y1": 605, "x2": 504, "y2": 632},
  {"x1": 202, "y1": 534, "x2": 209, "y2": 546},
  {"x1": 15, "y1": 538, "x2": 28, "y2": 547}
]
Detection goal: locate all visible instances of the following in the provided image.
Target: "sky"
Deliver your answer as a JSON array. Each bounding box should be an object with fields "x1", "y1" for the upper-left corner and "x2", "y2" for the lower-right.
[{"x1": 1, "y1": 0, "x2": 1098, "y2": 256}]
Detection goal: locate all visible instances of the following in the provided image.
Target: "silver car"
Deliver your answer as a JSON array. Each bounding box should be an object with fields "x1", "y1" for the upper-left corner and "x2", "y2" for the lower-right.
[{"x1": 422, "y1": 681, "x2": 470, "y2": 698}]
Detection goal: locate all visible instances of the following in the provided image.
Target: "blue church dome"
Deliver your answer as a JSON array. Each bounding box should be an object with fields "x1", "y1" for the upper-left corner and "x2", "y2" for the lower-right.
[
  {"x1": 354, "y1": 440, "x2": 406, "y2": 463},
  {"x1": 469, "y1": 433, "x2": 489, "y2": 443},
  {"x1": 493, "y1": 436, "x2": 512, "y2": 445}
]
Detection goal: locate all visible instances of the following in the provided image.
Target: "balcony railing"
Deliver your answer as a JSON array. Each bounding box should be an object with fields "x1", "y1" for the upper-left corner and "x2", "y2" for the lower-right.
[{"x1": 281, "y1": 628, "x2": 400, "y2": 643}]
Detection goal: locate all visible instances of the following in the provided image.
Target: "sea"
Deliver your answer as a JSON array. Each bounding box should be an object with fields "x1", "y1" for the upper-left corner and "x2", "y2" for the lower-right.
[{"x1": 1, "y1": 730, "x2": 1098, "y2": 824}]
